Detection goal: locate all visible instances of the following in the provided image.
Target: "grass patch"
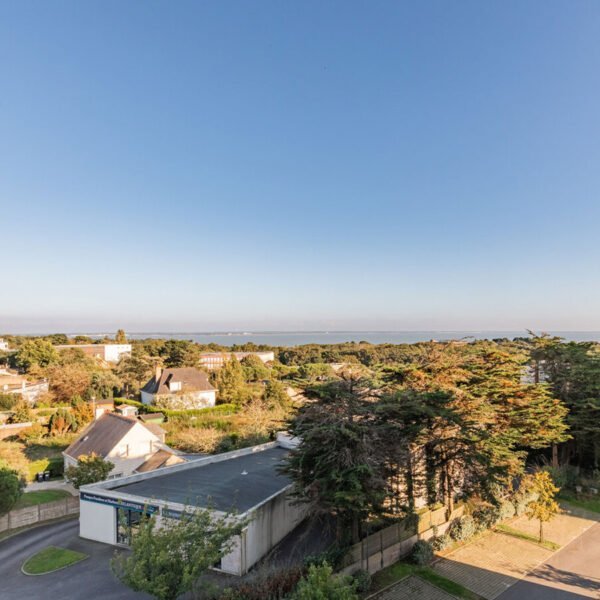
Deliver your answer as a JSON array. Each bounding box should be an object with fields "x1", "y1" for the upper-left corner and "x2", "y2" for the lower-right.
[
  {"x1": 369, "y1": 561, "x2": 482, "y2": 599},
  {"x1": 559, "y1": 492, "x2": 600, "y2": 514},
  {"x1": 22, "y1": 546, "x2": 87, "y2": 575},
  {"x1": 14, "y1": 489, "x2": 72, "y2": 509},
  {"x1": 496, "y1": 524, "x2": 560, "y2": 551}
]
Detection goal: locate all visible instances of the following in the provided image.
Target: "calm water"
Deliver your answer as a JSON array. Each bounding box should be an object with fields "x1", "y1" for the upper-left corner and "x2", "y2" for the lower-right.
[{"x1": 115, "y1": 331, "x2": 600, "y2": 347}]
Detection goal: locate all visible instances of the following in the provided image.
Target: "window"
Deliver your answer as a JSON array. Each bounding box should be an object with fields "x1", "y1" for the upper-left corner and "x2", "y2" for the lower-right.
[{"x1": 169, "y1": 381, "x2": 182, "y2": 392}]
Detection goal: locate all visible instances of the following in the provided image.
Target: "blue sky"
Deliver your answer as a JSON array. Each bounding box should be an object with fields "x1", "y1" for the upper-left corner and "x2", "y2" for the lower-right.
[{"x1": 1, "y1": 1, "x2": 600, "y2": 333}]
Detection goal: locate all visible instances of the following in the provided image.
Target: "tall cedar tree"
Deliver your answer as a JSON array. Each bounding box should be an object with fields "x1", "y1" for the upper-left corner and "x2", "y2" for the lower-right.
[{"x1": 283, "y1": 373, "x2": 385, "y2": 544}]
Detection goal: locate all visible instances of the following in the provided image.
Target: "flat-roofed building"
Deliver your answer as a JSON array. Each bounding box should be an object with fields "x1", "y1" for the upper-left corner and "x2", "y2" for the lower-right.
[
  {"x1": 0, "y1": 369, "x2": 48, "y2": 404},
  {"x1": 55, "y1": 343, "x2": 132, "y2": 363},
  {"x1": 199, "y1": 351, "x2": 275, "y2": 371},
  {"x1": 78, "y1": 441, "x2": 306, "y2": 575}
]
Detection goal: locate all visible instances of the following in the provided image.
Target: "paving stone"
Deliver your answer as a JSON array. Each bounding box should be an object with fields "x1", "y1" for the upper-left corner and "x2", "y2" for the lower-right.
[{"x1": 372, "y1": 575, "x2": 457, "y2": 600}]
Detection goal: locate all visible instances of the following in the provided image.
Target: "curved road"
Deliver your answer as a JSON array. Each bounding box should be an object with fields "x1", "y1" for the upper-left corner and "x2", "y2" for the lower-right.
[{"x1": 0, "y1": 518, "x2": 148, "y2": 599}]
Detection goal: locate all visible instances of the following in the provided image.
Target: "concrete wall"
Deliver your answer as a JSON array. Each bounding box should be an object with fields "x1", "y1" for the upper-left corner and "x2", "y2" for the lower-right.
[
  {"x1": 0, "y1": 422, "x2": 33, "y2": 440},
  {"x1": 0, "y1": 496, "x2": 79, "y2": 534},
  {"x1": 79, "y1": 498, "x2": 117, "y2": 544},
  {"x1": 221, "y1": 488, "x2": 308, "y2": 575}
]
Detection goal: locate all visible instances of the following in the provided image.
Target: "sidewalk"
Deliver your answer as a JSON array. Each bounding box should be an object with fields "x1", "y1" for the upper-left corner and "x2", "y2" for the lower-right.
[
  {"x1": 25, "y1": 480, "x2": 78, "y2": 496},
  {"x1": 432, "y1": 504, "x2": 599, "y2": 599}
]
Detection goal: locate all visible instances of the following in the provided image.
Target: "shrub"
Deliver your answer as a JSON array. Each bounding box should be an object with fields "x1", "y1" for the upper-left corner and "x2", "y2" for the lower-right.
[
  {"x1": 544, "y1": 465, "x2": 580, "y2": 490},
  {"x1": 220, "y1": 565, "x2": 303, "y2": 600},
  {"x1": 290, "y1": 563, "x2": 358, "y2": 600},
  {"x1": 498, "y1": 500, "x2": 516, "y2": 521},
  {"x1": 410, "y1": 540, "x2": 434, "y2": 565},
  {"x1": 352, "y1": 569, "x2": 372, "y2": 593},
  {"x1": 448, "y1": 515, "x2": 477, "y2": 542},
  {"x1": 513, "y1": 475, "x2": 538, "y2": 516},
  {"x1": 17, "y1": 422, "x2": 46, "y2": 442},
  {"x1": 8, "y1": 401, "x2": 34, "y2": 424},
  {"x1": 0, "y1": 393, "x2": 18, "y2": 411},
  {"x1": 432, "y1": 533, "x2": 452, "y2": 551},
  {"x1": 472, "y1": 506, "x2": 500, "y2": 532}
]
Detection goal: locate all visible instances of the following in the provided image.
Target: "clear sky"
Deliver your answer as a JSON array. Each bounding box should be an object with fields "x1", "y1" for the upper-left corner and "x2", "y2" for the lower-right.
[{"x1": 1, "y1": 1, "x2": 600, "y2": 333}]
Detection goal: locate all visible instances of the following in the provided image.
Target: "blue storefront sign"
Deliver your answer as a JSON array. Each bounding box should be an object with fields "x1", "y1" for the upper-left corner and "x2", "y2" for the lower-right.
[{"x1": 80, "y1": 491, "x2": 159, "y2": 514}]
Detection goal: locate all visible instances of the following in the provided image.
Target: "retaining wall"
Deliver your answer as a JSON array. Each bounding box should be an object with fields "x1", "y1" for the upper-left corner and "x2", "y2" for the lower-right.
[{"x1": 0, "y1": 496, "x2": 79, "y2": 533}]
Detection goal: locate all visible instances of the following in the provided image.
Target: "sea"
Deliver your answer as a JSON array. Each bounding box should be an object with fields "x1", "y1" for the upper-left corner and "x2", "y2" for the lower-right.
[{"x1": 111, "y1": 331, "x2": 600, "y2": 347}]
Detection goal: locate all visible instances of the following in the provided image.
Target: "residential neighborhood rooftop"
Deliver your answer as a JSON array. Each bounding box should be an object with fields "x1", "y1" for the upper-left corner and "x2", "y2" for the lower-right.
[
  {"x1": 113, "y1": 445, "x2": 290, "y2": 512},
  {"x1": 141, "y1": 367, "x2": 216, "y2": 395}
]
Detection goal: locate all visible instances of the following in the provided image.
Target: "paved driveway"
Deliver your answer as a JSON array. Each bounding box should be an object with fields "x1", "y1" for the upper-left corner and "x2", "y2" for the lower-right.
[
  {"x1": 370, "y1": 575, "x2": 457, "y2": 599},
  {"x1": 0, "y1": 517, "x2": 148, "y2": 600},
  {"x1": 497, "y1": 522, "x2": 600, "y2": 600}
]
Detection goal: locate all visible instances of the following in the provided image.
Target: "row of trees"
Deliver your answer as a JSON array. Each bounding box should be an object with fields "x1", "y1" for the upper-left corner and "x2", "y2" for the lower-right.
[{"x1": 284, "y1": 342, "x2": 569, "y2": 544}]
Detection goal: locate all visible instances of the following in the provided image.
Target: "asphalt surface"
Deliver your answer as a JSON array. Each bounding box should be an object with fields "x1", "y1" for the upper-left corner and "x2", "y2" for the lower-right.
[
  {"x1": 0, "y1": 518, "x2": 148, "y2": 600},
  {"x1": 114, "y1": 446, "x2": 290, "y2": 512},
  {"x1": 497, "y1": 522, "x2": 600, "y2": 600}
]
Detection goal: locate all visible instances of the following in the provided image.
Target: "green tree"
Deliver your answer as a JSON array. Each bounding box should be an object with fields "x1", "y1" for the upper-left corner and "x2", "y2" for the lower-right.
[
  {"x1": 65, "y1": 453, "x2": 114, "y2": 488},
  {"x1": 111, "y1": 508, "x2": 244, "y2": 600},
  {"x1": 264, "y1": 379, "x2": 290, "y2": 408},
  {"x1": 527, "y1": 470, "x2": 560, "y2": 542},
  {"x1": 14, "y1": 339, "x2": 59, "y2": 371},
  {"x1": 241, "y1": 354, "x2": 269, "y2": 382},
  {"x1": 162, "y1": 340, "x2": 200, "y2": 368},
  {"x1": 0, "y1": 462, "x2": 25, "y2": 514},
  {"x1": 217, "y1": 356, "x2": 250, "y2": 405},
  {"x1": 284, "y1": 375, "x2": 385, "y2": 543},
  {"x1": 116, "y1": 348, "x2": 155, "y2": 397},
  {"x1": 298, "y1": 362, "x2": 335, "y2": 382},
  {"x1": 291, "y1": 563, "x2": 358, "y2": 600},
  {"x1": 48, "y1": 408, "x2": 78, "y2": 435},
  {"x1": 88, "y1": 370, "x2": 122, "y2": 399}
]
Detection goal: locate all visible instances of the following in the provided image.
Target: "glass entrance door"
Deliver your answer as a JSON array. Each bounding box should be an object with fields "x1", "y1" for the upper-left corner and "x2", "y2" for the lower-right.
[{"x1": 116, "y1": 507, "x2": 148, "y2": 545}]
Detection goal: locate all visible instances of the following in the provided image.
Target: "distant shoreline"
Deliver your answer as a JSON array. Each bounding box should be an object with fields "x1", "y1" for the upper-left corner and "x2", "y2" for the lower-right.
[{"x1": 5, "y1": 330, "x2": 600, "y2": 347}]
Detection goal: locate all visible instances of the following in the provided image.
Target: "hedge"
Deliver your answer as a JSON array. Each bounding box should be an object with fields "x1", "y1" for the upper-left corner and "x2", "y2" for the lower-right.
[{"x1": 113, "y1": 398, "x2": 239, "y2": 418}]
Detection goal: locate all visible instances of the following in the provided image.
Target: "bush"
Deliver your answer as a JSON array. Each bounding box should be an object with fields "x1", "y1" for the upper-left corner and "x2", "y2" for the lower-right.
[
  {"x1": 290, "y1": 563, "x2": 358, "y2": 600},
  {"x1": 544, "y1": 465, "x2": 580, "y2": 490},
  {"x1": 0, "y1": 393, "x2": 18, "y2": 411},
  {"x1": 513, "y1": 476, "x2": 538, "y2": 516},
  {"x1": 410, "y1": 540, "x2": 434, "y2": 565},
  {"x1": 498, "y1": 500, "x2": 516, "y2": 521},
  {"x1": 432, "y1": 533, "x2": 452, "y2": 551},
  {"x1": 448, "y1": 515, "x2": 477, "y2": 542},
  {"x1": 220, "y1": 565, "x2": 303, "y2": 600},
  {"x1": 17, "y1": 422, "x2": 46, "y2": 442},
  {"x1": 472, "y1": 506, "x2": 500, "y2": 532},
  {"x1": 352, "y1": 569, "x2": 372, "y2": 594}
]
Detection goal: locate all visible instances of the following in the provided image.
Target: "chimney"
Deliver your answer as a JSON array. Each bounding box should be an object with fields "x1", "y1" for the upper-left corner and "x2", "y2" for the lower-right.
[{"x1": 155, "y1": 365, "x2": 162, "y2": 381}]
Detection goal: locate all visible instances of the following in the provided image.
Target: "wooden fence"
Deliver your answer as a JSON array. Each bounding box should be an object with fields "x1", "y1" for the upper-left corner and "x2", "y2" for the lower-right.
[
  {"x1": 0, "y1": 496, "x2": 79, "y2": 534},
  {"x1": 339, "y1": 504, "x2": 465, "y2": 575}
]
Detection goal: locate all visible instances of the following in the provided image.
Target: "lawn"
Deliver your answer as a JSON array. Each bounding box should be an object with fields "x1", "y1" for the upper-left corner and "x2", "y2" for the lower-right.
[
  {"x1": 22, "y1": 546, "x2": 88, "y2": 575},
  {"x1": 369, "y1": 561, "x2": 482, "y2": 599},
  {"x1": 496, "y1": 523, "x2": 560, "y2": 551},
  {"x1": 14, "y1": 489, "x2": 72, "y2": 509},
  {"x1": 560, "y1": 492, "x2": 600, "y2": 514}
]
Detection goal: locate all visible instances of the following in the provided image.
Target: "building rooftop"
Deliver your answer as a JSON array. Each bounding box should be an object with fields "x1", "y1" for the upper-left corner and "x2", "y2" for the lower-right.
[
  {"x1": 141, "y1": 367, "x2": 216, "y2": 395},
  {"x1": 113, "y1": 445, "x2": 291, "y2": 513}
]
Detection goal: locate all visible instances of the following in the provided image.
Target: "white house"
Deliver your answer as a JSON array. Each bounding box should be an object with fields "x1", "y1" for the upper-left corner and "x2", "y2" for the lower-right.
[
  {"x1": 0, "y1": 369, "x2": 48, "y2": 404},
  {"x1": 140, "y1": 367, "x2": 217, "y2": 409},
  {"x1": 63, "y1": 412, "x2": 183, "y2": 479},
  {"x1": 0, "y1": 338, "x2": 10, "y2": 352},
  {"x1": 55, "y1": 343, "x2": 132, "y2": 363}
]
